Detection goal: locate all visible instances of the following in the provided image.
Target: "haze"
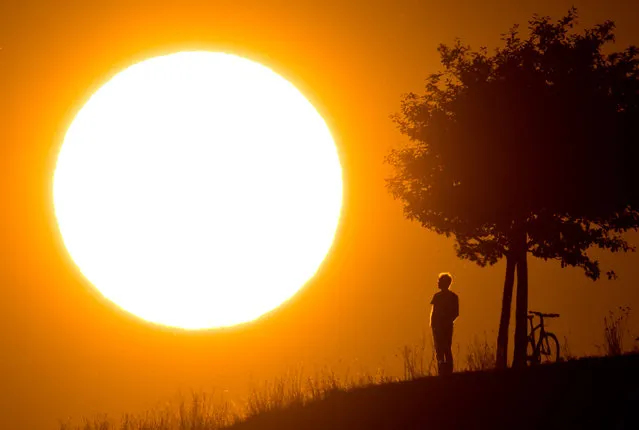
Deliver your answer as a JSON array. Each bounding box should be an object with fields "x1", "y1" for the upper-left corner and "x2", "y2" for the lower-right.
[{"x1": 1, "y1": 1, "x2": 638, "y2": 429}]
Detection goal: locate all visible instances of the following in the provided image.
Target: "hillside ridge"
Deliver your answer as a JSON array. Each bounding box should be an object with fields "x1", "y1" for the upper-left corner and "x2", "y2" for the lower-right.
[{"x1": 229, "y1": 354, "x2": 639, "y2": 430}]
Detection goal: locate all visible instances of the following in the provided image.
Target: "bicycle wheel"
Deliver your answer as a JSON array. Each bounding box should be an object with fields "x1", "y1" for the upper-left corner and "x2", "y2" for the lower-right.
[{"x1": 539, "y1": 332, "x2": 560, "y2": 364}]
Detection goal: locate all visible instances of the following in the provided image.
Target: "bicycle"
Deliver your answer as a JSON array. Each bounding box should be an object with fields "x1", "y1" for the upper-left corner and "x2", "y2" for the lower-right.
[{"x1": 527, "y1": 311, "x2": 561, "y2": 365}]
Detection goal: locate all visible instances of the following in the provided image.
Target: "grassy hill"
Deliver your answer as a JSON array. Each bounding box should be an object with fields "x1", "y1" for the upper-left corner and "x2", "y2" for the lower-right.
[{"x1": 228, "y1": 354, "x2": 639, "y2": 430}]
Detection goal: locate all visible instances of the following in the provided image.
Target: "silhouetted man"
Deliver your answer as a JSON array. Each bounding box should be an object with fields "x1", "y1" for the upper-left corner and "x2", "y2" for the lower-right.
[{"x1": 430, "y1": 272, "x2": 459, "y2": 376}]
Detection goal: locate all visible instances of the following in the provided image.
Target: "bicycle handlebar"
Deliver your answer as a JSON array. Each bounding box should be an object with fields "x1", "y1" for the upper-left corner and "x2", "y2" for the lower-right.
[{"x1": 529, "y1": 311, "x2": 560, "y2": 318}]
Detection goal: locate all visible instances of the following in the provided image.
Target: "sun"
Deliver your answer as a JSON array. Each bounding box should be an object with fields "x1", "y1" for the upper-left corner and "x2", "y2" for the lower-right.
[{"x1": 53, "y1": 52, "x2": 343, "y2": 330}]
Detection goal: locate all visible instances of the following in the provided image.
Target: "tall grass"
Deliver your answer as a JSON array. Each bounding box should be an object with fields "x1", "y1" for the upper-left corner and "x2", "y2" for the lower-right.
[
  {"x1": 58, "y1": 365, "x2": 402, "y2": 430},
  {"x1": 59, "y1": 392, "x2": 239, "y2": 430},
  {"x1": 561, "y1": 335, "x2": 577, "y2": 362},
  {"x1": 245, "y1": 368, "x2": 309, "y2": 417},
  {"x1": 464, "y1": 334, "x2": 496, "y2": 371},
  {"x1": 601, "y1": 306, "x2": 632, "y2": 356}
]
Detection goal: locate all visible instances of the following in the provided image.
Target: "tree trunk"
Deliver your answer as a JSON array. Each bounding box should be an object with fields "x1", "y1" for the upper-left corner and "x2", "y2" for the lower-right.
[
  {"x1": 512, "y1": 232, "x2": 529, "y2": 368},
  {"x1": 496, "y1": 254, "x2": 516, "y2": 369}
]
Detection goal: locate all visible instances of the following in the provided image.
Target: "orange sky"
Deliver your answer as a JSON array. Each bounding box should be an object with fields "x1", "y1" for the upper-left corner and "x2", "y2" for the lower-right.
[{"x1": 1, "y1": 1, "x2": 639, "y2": 428}]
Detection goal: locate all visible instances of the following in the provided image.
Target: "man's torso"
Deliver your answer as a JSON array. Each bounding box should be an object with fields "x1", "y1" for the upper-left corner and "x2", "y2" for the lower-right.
[{"x1": 431, "y1": 290, "x2": 458, "y2": 328}]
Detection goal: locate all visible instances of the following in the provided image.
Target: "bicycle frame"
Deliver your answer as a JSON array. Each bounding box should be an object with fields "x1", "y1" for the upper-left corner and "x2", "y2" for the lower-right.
[
  {"x1": 527, "y1": 315, "x2": 547, "y2": 356},
  {"x1": 526, "y1": 311, "x2": 561, "y2": 364}
]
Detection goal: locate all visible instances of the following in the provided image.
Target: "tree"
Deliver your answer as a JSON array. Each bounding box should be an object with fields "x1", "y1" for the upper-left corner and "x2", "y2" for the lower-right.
[{"x1": 386, "y1": 8, "x2": 639, "y2": 368}]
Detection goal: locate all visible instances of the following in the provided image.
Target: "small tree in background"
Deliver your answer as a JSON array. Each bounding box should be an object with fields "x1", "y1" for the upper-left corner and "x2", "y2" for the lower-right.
[{"x1": 386, "y1": 8, "x2": 639, "y2": 368}]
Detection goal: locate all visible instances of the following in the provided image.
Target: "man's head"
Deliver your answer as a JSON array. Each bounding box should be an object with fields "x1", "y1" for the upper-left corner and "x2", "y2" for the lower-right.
[{"x1": 438, "y1": 272, "x2": 453, "y2": 290}]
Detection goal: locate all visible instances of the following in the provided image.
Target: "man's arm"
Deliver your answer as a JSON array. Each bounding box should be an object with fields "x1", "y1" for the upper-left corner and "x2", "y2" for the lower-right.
[
  {"x1": 429, "y1": 295, "x2": 435, "y2": 327},
  {"x1": 430, "y1": 304, "x2": 434, "y2": 327}
]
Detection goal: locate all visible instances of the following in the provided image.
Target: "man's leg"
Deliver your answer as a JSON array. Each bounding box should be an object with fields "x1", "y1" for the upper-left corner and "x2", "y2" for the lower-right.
[
  {"x1": 432, "y1": 328, "x2": 445, "y2": 375},
  {"x1": 444, "y1": 346, "x2": 453, "y2": 375},
  {"x1": 443, "y1": 325, "x2": 454, "y2": 375}
]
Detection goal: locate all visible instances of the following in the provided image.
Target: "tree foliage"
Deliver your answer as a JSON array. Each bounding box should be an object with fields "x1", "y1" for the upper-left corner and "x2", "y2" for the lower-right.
[{"x1": 387, "y1": 8, "x2": 639, "y2": 281}]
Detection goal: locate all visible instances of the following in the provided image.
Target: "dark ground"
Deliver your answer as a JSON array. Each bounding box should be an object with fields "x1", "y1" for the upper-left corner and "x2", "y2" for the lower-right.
[{"x1": 229, "y1": 354, "x2": 639, "y2": 430}]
